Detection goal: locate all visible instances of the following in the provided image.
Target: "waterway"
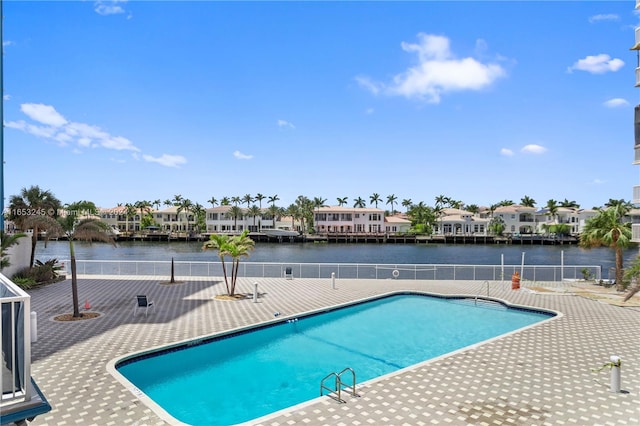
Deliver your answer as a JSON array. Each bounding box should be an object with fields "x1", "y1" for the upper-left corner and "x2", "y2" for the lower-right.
[{"x1": 35, "y1": 240, "x2": 638, "y2": 276}]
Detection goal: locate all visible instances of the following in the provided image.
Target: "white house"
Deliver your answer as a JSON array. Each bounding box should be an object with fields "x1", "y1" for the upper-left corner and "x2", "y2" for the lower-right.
[{"x1": 314, "y1": 206, "x2": 385, "y2": 233}]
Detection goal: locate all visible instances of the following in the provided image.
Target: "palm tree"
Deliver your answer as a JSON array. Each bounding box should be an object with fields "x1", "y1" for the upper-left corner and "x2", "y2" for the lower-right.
[
  {"x1": 229, "y1": 205, "x2": 243, "y2": 231},
  {"x1": 231, "y1": 196, "x2": 241, "y2": 206},
  {"x1": 207, "y1": 197, "x2": 218, "y2": 208},
  {"x1": 286, "y1": 204, "x2": 301, "y2": 230},
  {"x1": 545, "y1": 199, "x2": 559, "y2": 223},
  {"x1": 353, "y1": 197, "x2": 366, "y2": 208},
  {"x1": 580, "y1": 204, "x2": 632, "y2": 290},
  {"x1": 520, "y1": 196, "x2": 536, "y2": 207},
  {"x1": 255, "y1": 193, "x2": 266, "y2": 209},
  {"x1": 135, "y1": 200, "x2": 152, "y2": 231},
  {"x1": 466, "y1": 204, "x2": 480, "y2": 214},
  {"x1": 268, "y1": 194, "x2": 280, "y2": 208},
  {"x1": 202, "y1": 230, "x2": 255, "y2": 296},
  {"x1": 435, "y1": 195, "x2": 450, "y2": 208},
  {"x1": 560, "y1": 199, "x2": 580, "y2": 208},
  {"x1": 191, "y1": 202, "x2": 206, "y2": 232},
  {"x1": 386, "y1": 194, "x2": 398, "y2": 215},
  {"x1": 295, "y1": 195, "x2": 313, "y2": 234},
  {"x1": 402, "y1": 198, "x2": 412, "y2": 212},
  {"x1": 7, "y1": 185, "x2": 61, "y2": 267},
  {"x1": 337, "y1": 197, "x2": 348, "y2": 207},
  {"x1": 153, "y1": 199, "x2": 162, "y2": 210},
  {"x1": 46, "y1": 201, "x2": 116, "y2": 317},
  {"x1": 370, "y1": 193, "x2": 382, "y2": 208},
  {"x1": 163, "y1": 199, "x2": 173, "y2": 208},
  {"x1": 604, "y1": 199, "x2": 632, "y2": 209},
  {"x1": 177, "y1": 198, "x2": 194, "y2": 232},
  {"x1": 267, "y1": 204, "x2": 280, "y2": 229},
  {"x1": 220, "y1": 197, "x2": 231, "y2": 206},
  {"x1": 124, "y1": 203, "x2": 137, "y2": 235},
  {"x1": 242, "y1": 194, "x2": 254, "y2": 208},
  {"x1": 248, "y1": 205, "x2": 261, "y2": 231}
]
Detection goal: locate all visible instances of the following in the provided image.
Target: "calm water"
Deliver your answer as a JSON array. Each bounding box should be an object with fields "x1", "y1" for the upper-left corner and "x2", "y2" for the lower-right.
[
  {"x1": 37, "y1": 239, "x2": 637, "y2": 272},
  {"x1": 117, "y1": 294, "x2": 552, "y2": 425}
]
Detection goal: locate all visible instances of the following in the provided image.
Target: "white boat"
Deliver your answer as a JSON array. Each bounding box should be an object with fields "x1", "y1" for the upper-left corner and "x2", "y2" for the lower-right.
[{"x1": 262, "y1": 229, "x2": 300, "y2": 237}]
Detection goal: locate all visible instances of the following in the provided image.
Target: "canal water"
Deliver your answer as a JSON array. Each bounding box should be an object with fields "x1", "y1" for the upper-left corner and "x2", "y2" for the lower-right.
[{"x1": 35, "y1": 240, "x2": 638, "y2": 276}]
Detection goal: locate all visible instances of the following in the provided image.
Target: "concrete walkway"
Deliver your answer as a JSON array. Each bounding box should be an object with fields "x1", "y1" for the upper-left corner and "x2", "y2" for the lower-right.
[{"x1": 25, "y1": 277, "x2": 639, "y2": 426}]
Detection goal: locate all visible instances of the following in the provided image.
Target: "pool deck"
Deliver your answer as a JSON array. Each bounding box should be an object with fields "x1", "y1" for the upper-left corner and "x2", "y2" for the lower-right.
[{"x1": 25, "y1": 276, "x2": 639, "y2": 426}]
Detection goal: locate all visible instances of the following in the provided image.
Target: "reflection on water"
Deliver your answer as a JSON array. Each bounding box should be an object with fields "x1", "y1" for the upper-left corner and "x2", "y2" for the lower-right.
[{"x1": 36, "y1": 240, "x2": 638, "y2": 273}]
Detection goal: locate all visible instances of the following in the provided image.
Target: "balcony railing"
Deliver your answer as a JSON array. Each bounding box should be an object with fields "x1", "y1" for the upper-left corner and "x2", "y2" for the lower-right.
[{"x1": 0, "y1": 273, "x2": 50, "y2": 423}]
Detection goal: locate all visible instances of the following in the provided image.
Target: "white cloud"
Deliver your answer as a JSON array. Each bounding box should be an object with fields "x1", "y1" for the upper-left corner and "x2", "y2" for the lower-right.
[
  {"x1": 233, "y1": 150, "x2": 253, "y2": 160},
  {"x1": 357, "y1": 33, "x2": 506, "y2": 103},
  {"x1": 521, "y1": 144, "x2": 547, "y2": 154},
  {"x1": 603, "y1": 98, "x2": 629, "y2": 108},
  {"x1": 500, "y1": 148, "x2": 514, "y2": 156},
  {"x1": 6, "y1": 102, "x2": 186, "y2": 167},
  {"x1": 589, "y1": 14, "x2": 619, "y2": 23},
  {"x1": 3, "y1": 94, "x2": 10, "y2": 101},
  {"x1": 567, "y1": 54, "x2": 624, "y2": 74},
  {"x1": 21, "y1": 103, "x2": 68, "y2": 126},
  {"x1": 94, "y1": 0, "x2": 127, "y2": 16},
  {"x1": 277, "y1": 119, "x2": 295, "y2": 129},
  {"x1": 142, "y1": 154, "x2": 187, "y2": 168}
]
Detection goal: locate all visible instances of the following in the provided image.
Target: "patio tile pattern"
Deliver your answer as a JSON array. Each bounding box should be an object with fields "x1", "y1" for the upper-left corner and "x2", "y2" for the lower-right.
[{"x1": 22, "y1": 276, "x2": 640, "y2": 426}]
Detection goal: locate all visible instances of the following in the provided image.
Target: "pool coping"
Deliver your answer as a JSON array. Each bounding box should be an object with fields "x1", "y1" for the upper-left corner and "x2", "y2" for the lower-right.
[{"x1": 106, "y1": 290, "x2": 562, "y2": 426}]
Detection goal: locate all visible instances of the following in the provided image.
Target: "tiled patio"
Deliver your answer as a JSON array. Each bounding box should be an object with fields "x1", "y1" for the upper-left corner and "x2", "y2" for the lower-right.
[{"x1": 23, "y1": 276, "x2": 640, "y2": 426}]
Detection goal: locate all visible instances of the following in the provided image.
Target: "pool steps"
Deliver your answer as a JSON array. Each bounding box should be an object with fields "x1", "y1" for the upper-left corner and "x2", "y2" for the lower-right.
[{"x1": 320, "y1": 367, "x2": 358, "y2": 403}]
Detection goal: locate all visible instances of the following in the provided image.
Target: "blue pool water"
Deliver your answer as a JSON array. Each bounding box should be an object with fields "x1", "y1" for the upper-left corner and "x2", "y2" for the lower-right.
[{"x1": 116, "y1": 294, "x2": 553, "y2": 425}]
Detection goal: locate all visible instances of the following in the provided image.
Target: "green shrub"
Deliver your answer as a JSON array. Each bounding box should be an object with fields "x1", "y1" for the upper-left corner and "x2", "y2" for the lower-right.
[{"x1": 12, "y1": 277, "x2": 36, "y2": 289}]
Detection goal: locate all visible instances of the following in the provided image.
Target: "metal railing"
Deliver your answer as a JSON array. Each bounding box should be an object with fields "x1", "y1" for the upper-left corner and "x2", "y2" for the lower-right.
[
  {"x1": 0, "y1": 273, "x2": 32, "y2": 406},
  {"x1": 62, "y1": 260, "x2": 602, "y2": 282}
]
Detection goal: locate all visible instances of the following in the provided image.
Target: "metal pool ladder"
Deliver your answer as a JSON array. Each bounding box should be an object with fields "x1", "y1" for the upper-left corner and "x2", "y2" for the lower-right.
[
  {"x1": 474, "y1": 280, "x2": 490, "y2": 306},
  {"x1": 320, "y1": 367, "x2": 358, "y2": 403}
]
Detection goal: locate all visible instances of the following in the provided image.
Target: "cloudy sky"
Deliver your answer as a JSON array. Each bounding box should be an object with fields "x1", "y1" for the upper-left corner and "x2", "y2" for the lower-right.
[{"x1": 3, "y1": 1, "x2": 638, "y2": 210}]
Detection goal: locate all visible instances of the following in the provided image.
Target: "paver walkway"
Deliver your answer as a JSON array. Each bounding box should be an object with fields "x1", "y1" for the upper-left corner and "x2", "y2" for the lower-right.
[{"x1": 24, "y1": 277, "x2": 640, "y2": 426}]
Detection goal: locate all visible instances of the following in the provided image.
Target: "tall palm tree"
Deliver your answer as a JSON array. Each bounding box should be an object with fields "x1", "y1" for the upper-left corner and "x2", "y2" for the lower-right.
[
  {"x1": 135, "y1": 200, "x2": 152, "y2": 230},
  {"x1": 8, "y1": 185, "x2": 61, "y2": 267},
  {"x1": 231, "y1": 196, "x2": 241, "y2": 206},
  {"x1": 402, "y1": 198, "x2": 413, "y2": 212},
  {"x1": 337, "y1": 197, "x2": 348, "y2": 207},
  {"x1": 604, "y1": 199, "x2": 633, "y2": 209},
  {"x1": 124, "y1": 203, "x2": 137, "y2": 235},
  {"x1": 295, "y1": 195, "x2": 313, "y2": 234},
  {"x1": 207, "y1": 197, "x2": 218, "y2": 208},
  {"x1": 242, "y1": 194, "x2": 254, "y2": 208},
  {"x1": 545, "y1": 199, "x2": 559, "y2": 223},
  {"x1": 220, "y1": 197, "x2": 231, "y2": 206},
  {"x1": 44, "y1": 201, "x2": 116, "y2": 317},
  {"x1": 177, "y1": 199, "x2": 194, "y2": 232},
  {"x1": 466, "y1": 204, "x2": 480, "y2": 214},
  {"x1": 560, "y1": 199, "x2": 580, "y2": 208},
  {"x1": 353, "y1": 197, "x2": 366, "y2": 208},
  {"x1": 580, "y1": 204, "x2": 632, "y2": 290},
  {"x1": 286, "y1": 204, "x2": 301, "y2": 230},
  {"x1": 229, "y1": 205, "x2": 243, "y2": 231},
  {"x1": 435, "y1": 194, "x2": 450, "y2": 208},
  {"x1": 267, "y1": 204, "x2": 281, "y2": 229},
  {"x1": 255, "y1": 193, "x2": 266, "y2": 209},
  {"x1": 268, "y1": 194, "x2": 280, "y2": 208},
  {"x1": 191, "y1": 202, "x2": 206, "y2": 232},
  {"x1": 520, "y1": 196, "x2": 536, "y2": 207},
  {"x1": 202, "y1": 230, "x2": 255, "y2": 296},
  {"x1": 153, "y1": 199, "x2": 162, "y2": 210},
  {"x1": 248, "y1": 205, "x2": 261, "y2": 231},
  {"x1": 163, "y1": 199, "x2": 173, "y2": 208},
  {"x1": 386, "y1": 194, "x2": 398, "y2": 215},
  {"x1": 370, "y1": 193, "x2": 382, "y2": 208}
]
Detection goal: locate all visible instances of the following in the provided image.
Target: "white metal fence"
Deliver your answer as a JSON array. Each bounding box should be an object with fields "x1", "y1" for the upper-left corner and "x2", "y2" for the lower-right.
[{"x1": 63, "y1": 260, "x2": 602, "y2": 282}]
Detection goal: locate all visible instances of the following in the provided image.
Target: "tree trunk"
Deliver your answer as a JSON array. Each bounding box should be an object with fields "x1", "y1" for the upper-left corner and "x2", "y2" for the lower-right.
[{"x1": 615, "y1": 245, "x2": 624, "y2": 291}]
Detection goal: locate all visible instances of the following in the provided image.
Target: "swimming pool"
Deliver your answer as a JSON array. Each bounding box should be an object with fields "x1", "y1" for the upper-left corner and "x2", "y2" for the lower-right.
[{"x1": 114, "y1": 293, "x2": 554, "y2": 425}]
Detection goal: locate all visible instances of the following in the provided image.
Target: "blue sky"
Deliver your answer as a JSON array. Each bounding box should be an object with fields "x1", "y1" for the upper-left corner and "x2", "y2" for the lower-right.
[{"x1": 3, "y1": 1, "x2": 639, "y2": 210}]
